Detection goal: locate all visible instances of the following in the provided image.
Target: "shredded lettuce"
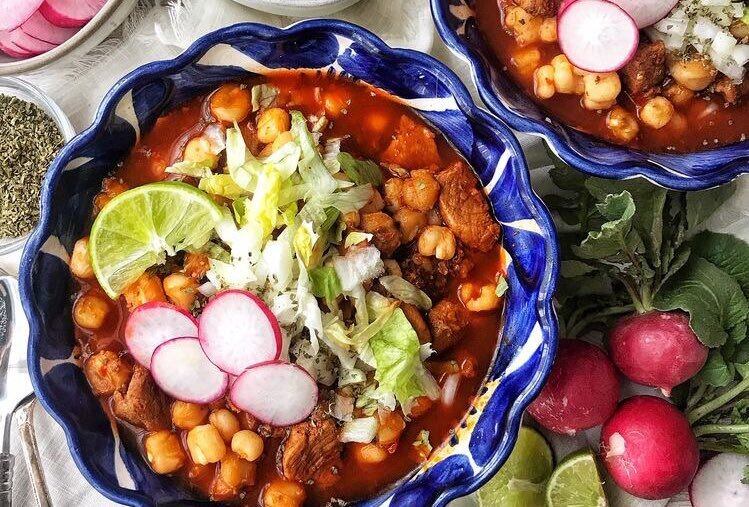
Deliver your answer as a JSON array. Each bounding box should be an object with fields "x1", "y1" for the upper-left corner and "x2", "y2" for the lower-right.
[
  {"x1": 251, "y1": 84, "x2": 278, "y2": 112},
  {"x1": 225, "y1": 124, "x2": 252, "y2": 171},
  {"x1": 165, "y1": 161, "x2": 214, "y2": 178},
  {"x1": 198, "y1": 174, "x2": 245, "y2": 199},
  {"x1": 294, "y1": 221, "x2": 322, "y2": 269},
  {"x1": 338, "y1": 152, "x2": 383, "y2": 186},
  {"x1": 309, "y1": 266, "x2": 342, "y2": 304},
  {"x1": 290, "y1": 110, "x2": 339, "y2": 197},
  {"x1": 379, "y1": 275, "x2": 433, "y2": 310},
  {"x1": 344, "y1": 231, "x2": 373, "y2": 248}
]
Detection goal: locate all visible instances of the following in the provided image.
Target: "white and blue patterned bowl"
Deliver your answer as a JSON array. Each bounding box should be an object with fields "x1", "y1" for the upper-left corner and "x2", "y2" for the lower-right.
[
  {"x1": 432, "y1": 0, "x2": 749, "y2": 191},
  {"x1": 19, "y1": 20, "x2": 558, "y2": 506}
]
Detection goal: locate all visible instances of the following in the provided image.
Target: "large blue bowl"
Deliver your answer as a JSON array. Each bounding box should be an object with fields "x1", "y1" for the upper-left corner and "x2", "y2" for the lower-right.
[
  {"x1": 19, "y1": 20, "x2": 558, "y2": 506},
  {"x1": 432, "y1": 0, "x2": 749, "y2": 191}
]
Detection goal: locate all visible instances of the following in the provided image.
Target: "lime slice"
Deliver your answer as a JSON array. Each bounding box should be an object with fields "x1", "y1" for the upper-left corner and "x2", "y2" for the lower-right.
[
  {"x1": 90, "y1": 181, "x2": 223, "y2": 298},
  {"x1": 476, "y1": 426, "x2": 553, "y2": 507},
  {"x1": 546, "y1": 449, "x2": 608, "y2": 507}
]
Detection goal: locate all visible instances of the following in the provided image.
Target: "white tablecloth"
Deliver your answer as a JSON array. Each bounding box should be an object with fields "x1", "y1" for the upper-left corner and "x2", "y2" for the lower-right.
[{"x1": 6, "y1": 1, "x2": 747, "y2": 506}]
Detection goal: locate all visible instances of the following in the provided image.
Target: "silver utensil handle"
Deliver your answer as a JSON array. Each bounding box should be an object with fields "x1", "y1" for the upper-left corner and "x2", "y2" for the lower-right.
[
  {"x1": 18, "y1": 399, "x2": 51, "y2": 507},
  {"x1": 0, "y1": 451, "x2": 13, "y2": 505}
]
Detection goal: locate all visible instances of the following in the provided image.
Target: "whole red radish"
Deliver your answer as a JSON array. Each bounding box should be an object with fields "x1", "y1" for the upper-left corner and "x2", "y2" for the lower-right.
[
  {"x1": 608, "y1": 311, "x2": 707, "y2": 395},
  {"x1": 601, "y1": 395, "x2": 699, "y2": 500},
  {"x1": 528, "y1": 339, "x2": 620, "y2": 435}
]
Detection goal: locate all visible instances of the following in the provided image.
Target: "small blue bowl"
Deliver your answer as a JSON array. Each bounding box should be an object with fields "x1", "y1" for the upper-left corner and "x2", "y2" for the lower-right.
[
  {"x1": 20, "y1": 20, "x2": 558, "y2": 506},
  {"x1": 432, "y1": 0, "x2": 749, "y2": 191}
]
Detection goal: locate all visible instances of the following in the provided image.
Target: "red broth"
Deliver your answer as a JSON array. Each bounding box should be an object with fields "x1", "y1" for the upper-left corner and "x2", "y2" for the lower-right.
[
  {"x1": 73, "y1": 71, "x2": 504, "y2": 505},
  {"x1": 475, "y1": 0, "x2": 749, "y2": 153}
]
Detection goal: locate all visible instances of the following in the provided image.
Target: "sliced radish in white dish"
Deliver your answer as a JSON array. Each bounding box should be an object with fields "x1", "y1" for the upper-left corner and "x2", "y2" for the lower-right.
[
  {"x1": 690, "y1": 453, "x2": 749, "y2": 507},
  {"x1": 0, "y1": 0, "x2": 44, "y2": 31},
  {"x1": 39, "y1": 0, "x2": 106, "y2": 28},
  {"x1": 558, "y1": 0, "x2": 577, "y2": 14},
  {"x1": 610, "y1": 0, "x2": 679, "y2": 29},
  {"x1": 199, "y1": 290, "x2": 282, "y2": 376},
  {"x1": 230, "y1": 361, "x2": 318, "y2": 426},
  {"x1": 558, "y1": 0, "x2": 639, "y2": 73},
  {"x1": 0, "y1": 32, "x2": 36, "y2": 58},
  {"x1": 20, "y1": 11, "x2": 78, "y2": 44},
  {"x1": 150, "y1": 337, "x2": 229, "y2": 403},
  {"x1": 8, "y1": 28, "x2": 56, "y2": 53},
  {"x1": 125, "y1": 302, "x2": 198, "y2": 368}
]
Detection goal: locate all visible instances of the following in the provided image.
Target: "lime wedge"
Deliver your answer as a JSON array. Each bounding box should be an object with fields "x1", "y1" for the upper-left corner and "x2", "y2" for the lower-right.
[
  {"x1": 89, "y1": 181, "x2": 222, "y2": 298},
  {"x1": 546, "y1": 450, "x2": 608, "y2": 507},
  {"x1": 476, "y1": 426, "x2": 553, "y2": 507}
]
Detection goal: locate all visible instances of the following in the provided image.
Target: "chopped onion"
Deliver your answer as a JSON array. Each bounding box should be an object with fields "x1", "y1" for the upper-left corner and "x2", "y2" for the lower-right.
[
  {"x1": 197, "y1": 281, "x2": 217, "y2": 297},
  {"x1": 340, "y1": 417, "x2": 379, "y2": 443},
  {"x1": 441, "y1": 374, "x2": 461, "y2": 406}
]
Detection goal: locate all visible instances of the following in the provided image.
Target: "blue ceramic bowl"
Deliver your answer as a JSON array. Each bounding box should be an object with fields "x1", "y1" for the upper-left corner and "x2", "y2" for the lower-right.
[
  {"x1": 20, "y1": 20, "x2": 558, "y2": 506},
  {"x1": 432, "y1": 0, "x2": 749, "y2": 191}
]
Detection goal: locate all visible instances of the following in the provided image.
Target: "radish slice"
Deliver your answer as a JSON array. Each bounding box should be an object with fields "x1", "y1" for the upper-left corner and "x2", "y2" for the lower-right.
[
  {"x1": 230, "y1": 361, "x2": 318, "y2": 426},
  {"x1": 558, "y1": 0, "x2": 639, "y2": 73},
  {"x1": 558, "y1": 0, "x2": 577, "y2": 14},
  {"x1": 8, "y1": 28, "x2": 56, "y2": 53},
  {"x1": 39, "y1": 0, "x2": 106, "y2": 28},
  {"x1": 690, "y1": 453, "x2": 749, "y2": 507},
  {"x1": 150, "y1": 337, "x2": 229, "y2": 403},
  {"x1": 609, "y1": 0, "x2": 679, "y2": 29},
  {"x1": 0, "y1": 0, "x2": 44, "y2": 31},
  {"x1": 0, "y1": 32, "x2": 37, "y2": 58},
  {"x1": 21, "y1": 11, "x2": 78, "y2": 44},
  {"x1": 198, "y1": 290, "x2": 282, "y2": 376},
  {"x1": 125, "y1": 302, "x2": 198, "y2": 368}
]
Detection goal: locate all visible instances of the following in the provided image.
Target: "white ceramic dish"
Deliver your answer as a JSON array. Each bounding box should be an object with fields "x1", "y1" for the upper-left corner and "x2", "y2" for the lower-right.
[
  {"x1": 231, "y1": 0, "x2": 363, "y2": 16},
  {"x1": 0, "y1": 0, "x2": 137, "y2": 76}
]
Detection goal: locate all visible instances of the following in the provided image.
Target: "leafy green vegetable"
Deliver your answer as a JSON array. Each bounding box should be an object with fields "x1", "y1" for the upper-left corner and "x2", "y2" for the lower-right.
[
  {"x1": 309, "y1": 266, "x2": 342, "y2": 304},
  {"x1": 379, "y1": 275, "x2": 433, "y2": 310},
  {"x1": 692, "y1": 231, "x2": 749, "y2": 296},
  {"x1": 337, "y1": 152, "x2": 383, "y2": 186},
  {"x1": 290, "y1": 110, "x2": 338, "y2": 197},
  {"x1": 686, "y1": 185, "x2": 736, "y2": 230},
  {"x1": 164, "y1": 161, "x2": 214, "y2": 178},
  {"x1": 251, "y1": 84, "x2": 278, "y2": 112},
  {"x1": 198, "y1": 174, "x2": 246, "y2": 199}
]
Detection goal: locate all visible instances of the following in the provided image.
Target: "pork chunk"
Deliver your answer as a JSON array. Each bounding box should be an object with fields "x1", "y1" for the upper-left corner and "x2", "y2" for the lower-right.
[
  {"x1": 515, "y1": 0, "x2": 556, "y2": 17},
  {"x1": 621, "y1": 41, "x2": 667, "y2": 96},
  {"x1": 401, "y1": 250, "x2": 447, "y2": 300},
  {"x1": 715, "y1": 76, "x2": 749, "y2": 105},
  {"x1": 402, "y1": 303, "x2": 432, "y2": 344},
  {"x1": 112, "y1": 365, "x2": 169, "y2": 431},
  {"x1": 281, "y1": 411, "x2": 342, "y2": 484},
  {"x1": 429, "y1": 299, "x2": 470, "y2": 353},
  {"x1": 360, "y1": 212, "x2": 402, "y2": 257},
  {"x1": 84, "y1": 350, "x2": 133, "y2": 397},
  {"x1": 381, "y1": 115, "x2": 441, "y2": 171},
  {"x1": 435, "y1": 162, "x2": 500, "y2": 252}
]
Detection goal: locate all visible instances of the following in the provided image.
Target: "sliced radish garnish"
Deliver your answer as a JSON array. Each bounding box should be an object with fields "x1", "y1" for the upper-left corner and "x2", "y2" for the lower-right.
[
  {"x1": 609, "y1": 0, "x2": 679, "y2": 29},
  {"x1": 690, "y1": 453, "x2": 749, "y2": 507},
  {"x1": 558, "y1": 0, "x2": 639, "y2": 73},
  {"x1": 124, "y1": 302, "x2": 198, "y2": 368},
  {"x1": 230, "y1": 361, "x2": 318, "y2": 426},
  {"x1": 20, "y1": 11, "x2": 78, "y2": 44},
  {"x1": 0, "y1": 32, "x2": 37, "y2": 58},
  {"x1": 558, "y1": 0, "x2": 577, "y2": 14},
  {"x1": 39, "y1": 0, "x2": 106, "y2": 28},
  {"x1": 8, "y1": 28, "x2": 56, "y2": 53},
  {"x1": 150, "y1": 337, "x2": 229, "y2": 403},
  {"x1": 198, "y1": 290, "x2": 281, "y2": 376},
  {"x1": 0, "y1": 0, "x2": 44, "y2": 31}
]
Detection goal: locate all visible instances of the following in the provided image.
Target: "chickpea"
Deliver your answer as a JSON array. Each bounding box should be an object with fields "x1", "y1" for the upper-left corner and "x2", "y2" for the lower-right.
[
  {"x1": 418, "y1": 226, "x2": 456, "y2": 260},
  {"x1": 353, "y1": 443, "x2": 388, "y2": 464},
  {"x1": 231, "y1": 429, "x2": 264, "y2": 462},
  {"x1": 74, "y1": 293, "x2": 111, "y2": 330},
  {"x1": 669, "y1": 57, "x2": 717, "y2": 91},
  {"x1": 459, "y1": 283, "x2": 501, "y2": 312},
  {"x1": 663, "y1": 82, "x2": 695, "y2": 107},
  {"x1": 539, "y1": 17, "x2": 557, "y2": 42},
  {"x1": 550, "y1": 55, "x2": 582, "y2": 95},
  {"x1": 582, "y1": 96, "x2": 616, "y2": 111},
  {"x1": 606, "y1": 106, "x2": 640, "y2": 144},
  {"x1": 533, "y1": 65, "x2": 556, "y2": 99},
  {"x1": 172, "y1": 401, "x2": 208, "y2": 430},
  {"x1": 183, "y1": 136, "x2": 218, "y2": 168},
  {"x1": 360, "y1": 189, "x2": 386, "y2": 214},
  {"x1": 122, "y1": 273, "x2": 166, "y2": 311},
  {"x1": 505, "y1": 7, "x2": 542, "y2": 47},
  {"x1": 210, "y1": 84, "x2": 252, "y2": 123},
  {"x1": 377, "y1": 411, "x2": 406, "y2": 446},
  {"x1": 401, "y1": 170, "x2": 440, "y2": 212},
  {"x1": 639, "y1": 97, "x2": 675, "y2": 130},
  {"x1": 257, "y1": 108, "x2": 291, "y2": 144},
  {"x1": 210, "y1": 409, "x2": 241, "y2": 442},
  {"x1": 511, "y1": 47, "x2": 541, "y2": 76},
  {"x1": 187, "y1": 424, "x2": 227, "y2": 465},
  {"x1": 163, "y1": 273, "x2": 199, "y2": 310},
  {"x1": 144, "y1": 431, "x2": 186, "y2": 474},
  {"x1": 583, "y1": 72, "x2": 621, "y2": 103},
  {"x1": 263, "y1": 480, "x2": 306, "y2": 507},
  {"x1": 383, "y1": 178, "x2": 404, "y2": 211},
  {"x1": 70, "y1": 237, "x2": 94, "y2": 279},
  {"x1": 504, "y1": 6, "x2": 527, "y2": 29},
  {"x1": 215, "y1": 451, "x2": 255, "y2": 492},
  {"x1": 343, "y1": 211, "x2": 360, "y2": 229},
  {"x1": 271, "y1": 131, "x2": 294, "y2": 152},
  {"x1": 394, "y1": 208, "x2": 427, "y2": 242}
]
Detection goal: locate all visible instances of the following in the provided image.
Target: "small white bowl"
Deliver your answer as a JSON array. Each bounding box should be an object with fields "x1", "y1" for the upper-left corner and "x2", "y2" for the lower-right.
[
  {"x1": 0, "y1": 77, "x2": 75, "y2": 255},
  {"x1": 231, "y1": 0, "x2": 364, "y2": 17},
  {"x1": 0, "y1": 0, "x2": 137, "y2": 76}
]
